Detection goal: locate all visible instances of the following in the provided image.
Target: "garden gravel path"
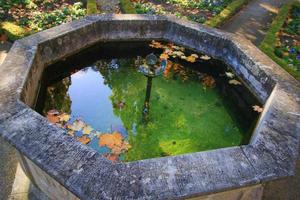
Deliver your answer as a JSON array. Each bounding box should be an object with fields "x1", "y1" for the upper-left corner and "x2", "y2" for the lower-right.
[{"x1": 221, "y1": 0, "x2": 287, "y2": 45}]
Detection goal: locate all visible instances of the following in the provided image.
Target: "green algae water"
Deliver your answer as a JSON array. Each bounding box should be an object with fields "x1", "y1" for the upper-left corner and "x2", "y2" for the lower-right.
[{"x1": 36, "y1": 41, "x2": 260, "y2": 162}]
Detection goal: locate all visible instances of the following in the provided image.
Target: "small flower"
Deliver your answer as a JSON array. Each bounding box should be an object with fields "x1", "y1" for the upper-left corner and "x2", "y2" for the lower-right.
[
  {"x1": 289, "y1": 48, "x2": 296, "y2": 54},
  {"x1": 297, "y1": 54, "x2": 300, "y2": 61}
]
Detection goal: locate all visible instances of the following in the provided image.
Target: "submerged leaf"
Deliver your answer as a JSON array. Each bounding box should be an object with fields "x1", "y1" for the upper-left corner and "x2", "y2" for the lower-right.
[
  {"x1": 202, "y1": 75, "x2": 216, "y2": 88},
  {"x1": 185, "y1": 55, "x2": 197, "y2": 63}
]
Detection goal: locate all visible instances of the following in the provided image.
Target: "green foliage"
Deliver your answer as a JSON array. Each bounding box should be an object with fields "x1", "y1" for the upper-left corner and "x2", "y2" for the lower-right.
[
  {"x1": 259, "y1": 1, "x2": 300, "y2": 82},
  {"x1": 87, "y1": 0, "x2": 99, "y2": 15},
  {"x1": 29, "y1": 2, "x2": 86, "y2": 31},
  {"x1": 120, "y1": 0, "x2": 137, "y2": 14},
  {"x1": 0, "y1": 21, "x2": 30, "y2": 41},
  {"x1": 205, "y1": 0, "x2": 250, "y2": 27}
]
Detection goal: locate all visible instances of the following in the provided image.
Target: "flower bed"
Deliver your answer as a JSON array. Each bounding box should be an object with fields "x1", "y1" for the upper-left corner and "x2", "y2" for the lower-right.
[
  {"x1": 260, "y1": 2, "x2": 300, "y2": 81},
  {"x1": 0, "y1": 0, "x2": 86, "y2": 41}
]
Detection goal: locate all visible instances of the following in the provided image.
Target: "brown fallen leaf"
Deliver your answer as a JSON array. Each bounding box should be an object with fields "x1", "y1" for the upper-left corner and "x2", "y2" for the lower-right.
[
  {"x1": 202, "y1": 75, "x2": 216, "y2": 88},
  {"x1": 77, "y1": 135, "x2": 91, "y2": 145},
  {"x1": 99, "y1": 132, "x2": 131, "y2": 155},
  {"x1": 253, "y1": 105, "x2": 263, "y2": 113},
  {"x1": 46, "y1": 109, "x2": 60, "y2": 124}
]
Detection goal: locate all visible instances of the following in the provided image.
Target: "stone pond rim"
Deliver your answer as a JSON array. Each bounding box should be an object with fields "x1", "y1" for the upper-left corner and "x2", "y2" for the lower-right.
[{"x1": 0, "y1": 14, "x2": 299, "y2": 199}]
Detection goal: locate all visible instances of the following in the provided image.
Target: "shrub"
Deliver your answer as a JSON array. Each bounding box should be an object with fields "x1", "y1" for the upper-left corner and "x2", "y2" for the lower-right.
[
  {"x1": 0, "y1": 21, "x2": 30, "y2": 41},
  {"x1": 87, "y1": 0, "x2": 99, "y2": 15},
  {"x1": 120, "y1": 0, "x2": 137, "y2": 14}
]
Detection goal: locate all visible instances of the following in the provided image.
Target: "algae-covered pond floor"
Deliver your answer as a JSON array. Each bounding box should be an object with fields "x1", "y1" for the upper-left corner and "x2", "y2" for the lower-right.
[{"x1": 36, "y1": 41, "x2": 260, "y2": 162}]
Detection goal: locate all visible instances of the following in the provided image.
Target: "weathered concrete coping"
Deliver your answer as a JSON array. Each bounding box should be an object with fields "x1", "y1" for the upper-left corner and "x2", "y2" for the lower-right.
[{"x1": 0, "y1": 14, "x2": 300, "y2": 199}]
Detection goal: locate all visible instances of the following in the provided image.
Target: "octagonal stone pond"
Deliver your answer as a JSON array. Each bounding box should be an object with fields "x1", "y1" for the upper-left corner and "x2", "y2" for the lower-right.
[{"x1": 0, "y1": 15, "x2": 300, "y2": 200}]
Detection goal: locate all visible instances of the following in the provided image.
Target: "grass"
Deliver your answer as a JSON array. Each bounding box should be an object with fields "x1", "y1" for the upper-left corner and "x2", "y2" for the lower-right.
[
  {"x1": 259, "y1": 1, "x2": 300, "y2": 82},
  {"x1": 205, "y1": 0, "x2": 250, "y2": 27},
  {"x1": 0, "y1": 21, "x2": 30, "y2": 41},
  {"x1": 87, "y1": 0, "x2": 99, "y2": 15},
  {"x1": 119, "y1": 0, "x2": 137, "y2": 14}
]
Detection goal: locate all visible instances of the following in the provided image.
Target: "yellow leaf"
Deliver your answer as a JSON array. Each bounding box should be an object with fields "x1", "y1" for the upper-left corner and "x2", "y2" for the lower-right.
[
  {"x1": 67, "y1": 120, "x2": 85, "y2": 131},
  {"x1": 185, "y1": 55, "x2": 196, "y2": 63},
  {"x1": 229, "y1": 79, "x2": 242, "y2": 85},
  {"x1": 77, "y1": 135, "x2": 91, "y2": 145},
  {"x1": 172, "y1": 51, "x2": 185, "y2": 57},
  {"x1": 59, "y1": 113, "x2": 70, "y2": 122},
  {"x1": 83, "y1": 125, "x2": 93, "y2": 135},
  {"x1": 160, "y1": 53, "x2": 169, "y2": 59}
]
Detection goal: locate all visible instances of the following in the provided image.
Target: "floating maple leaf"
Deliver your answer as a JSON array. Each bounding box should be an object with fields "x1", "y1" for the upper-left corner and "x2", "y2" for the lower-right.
[
  {"x1": 99, "y1": 132, "x2": 131, "y2": 155},
  {"x1": 185, "y1": 54, "x2": 198, "y2": 63},
  {"x1": 46, "y1": 109, "x2": 60, "y2": 124},
  {"x1": 160, "y1": 53, "x2": 169, "y2": 60},
  {"x1": 229, "y1": 79, "x2": 242, "y2": 85},
  {"x1": 172, "y1": 51, "x2": 185, "y2": 57},
  {"x1": 253, "y1": 105, "x2": 263, "y2": 113},
  {"x1": 67, "y1": 120, "x2": 85, "y2": 131},
  {"x1": 149, "y1": 40, "x2": 163, "y2": 49},
  {"x1": 104, "y1": 154, "x2": 119, "y2": 162},
  {"x1": 77, "y1": 135, "x2": 91, "y2": 145},
  {"x1": 58, "y1": 113, "x2": 70, "y2": 122},
  {"x1": 83, "y1": 125, "x2": 93, "y2": 135},
  {"x1": 172, "y1": 45, "x2": 185, "y2": 51},
  {"x1": 200, "y1": 55, "x2": 211, "y2": 60}
]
